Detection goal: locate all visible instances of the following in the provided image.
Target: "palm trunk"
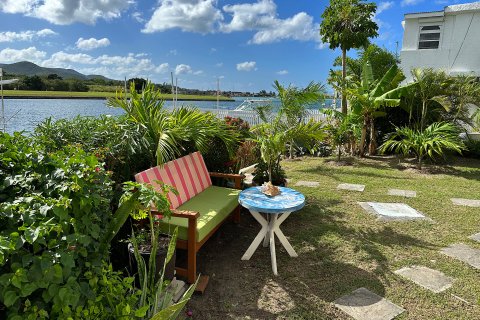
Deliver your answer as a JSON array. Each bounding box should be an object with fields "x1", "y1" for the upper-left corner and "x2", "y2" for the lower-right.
[
  {"x1": 338, "y1": 145, "x2": 341, "y2": 161},
  {"x1": 341, "y1": 48, "x2": 348, "y2": 114},
  {"x1": 368, "y1": 119, "x2": 377, "y2": 155},
  {"x1": 359, "y1": 117, "x2": 368, "y2": 157},
  {"x1": 418, "y1": 157, "x2": 422, "y2": 170},
  {"x1": 421, "y1": 100, "x2": 426, "y2": 131},
  {"x1": 289, "y1": 140, "x2": 294, "y2": 159}
]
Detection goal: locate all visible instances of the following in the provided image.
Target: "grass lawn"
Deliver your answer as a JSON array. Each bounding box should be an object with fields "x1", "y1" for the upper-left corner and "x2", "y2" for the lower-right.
[
  {"x1": 1, "y1": 89, "x2": 234, "y2": 101},
  {"x1": 188, "y1": 156, "x2": 480, "y2": 319}
]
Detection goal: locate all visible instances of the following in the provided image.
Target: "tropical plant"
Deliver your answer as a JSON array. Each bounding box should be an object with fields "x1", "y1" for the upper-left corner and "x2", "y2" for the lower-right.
[
  {"x1": 348, "y1": 61, "x2": 414, "y2": 156},
  {"x1": 34, "y1": 115, "x2": 152, "y2": 186},
  {"x1": 323, "y1": 109, "x2": 362, "y2": 160},
  {"x1": 379, "y1": 122, "x2": 464, "y2": 169},
  {"x1": 431, "y1": 74, "x2": 480, "y2": 126},
  {"x1": 0, "y1": 133, "x2": 144, "y2": 319},
  {"x1": 273, "y1": 80, "x2": 325, "y2": 158},
  {"x1": 121, "y1": 182, "x2": 197, "y2": 319},
  {"x1": 409, "y1": 68, "x2": 450, "y2": 130},
  {"x1": 108, "y1": 82, "x2": 238, "y2": 165},
  {"x1": 320, "y1": 0, "x2": 379, "y2": 113}
]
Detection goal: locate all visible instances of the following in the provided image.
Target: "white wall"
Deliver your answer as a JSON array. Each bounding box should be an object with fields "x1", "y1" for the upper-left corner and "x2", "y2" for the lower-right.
[{"x1": 400, "y1": 10, "x2": 480, "y2": 82}]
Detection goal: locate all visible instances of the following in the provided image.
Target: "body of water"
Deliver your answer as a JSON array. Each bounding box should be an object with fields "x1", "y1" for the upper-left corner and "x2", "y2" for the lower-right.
[{"x1": 2, "y1": 97, "x2": 335, "y2": 134}]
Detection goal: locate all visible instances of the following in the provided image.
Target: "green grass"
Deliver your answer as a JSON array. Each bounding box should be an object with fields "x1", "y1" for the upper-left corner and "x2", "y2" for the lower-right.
[
  {"x1": 1, "y1": 89, "x2": 234, "y2": 101},
  {"x1": 189, "y1": 156, "x2": 480, "y2": 319},
  {"x1": 280, "y1": 156, "x2": 480, "y2": 319}
]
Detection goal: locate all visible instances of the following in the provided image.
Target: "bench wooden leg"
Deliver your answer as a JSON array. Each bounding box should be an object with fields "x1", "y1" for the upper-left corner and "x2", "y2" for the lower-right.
[{"x1": 187, "y1": 218, "x2": 197, "y2": 284}]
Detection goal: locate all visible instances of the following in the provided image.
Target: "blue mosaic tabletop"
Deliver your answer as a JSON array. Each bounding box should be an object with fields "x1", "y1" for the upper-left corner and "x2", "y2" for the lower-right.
[{"x1": 238, "y1": 186, "x2": 305, "y2": 214}]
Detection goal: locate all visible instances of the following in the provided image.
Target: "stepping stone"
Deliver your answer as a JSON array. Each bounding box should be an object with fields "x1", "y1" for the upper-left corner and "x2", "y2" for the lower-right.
[
  {"x1": 451, "y1": 198, "x2": 480, "y2": 208},
  {"x1": 394, "y1": 266, "x2": 453, "y2": 293},
  {"x1": 359, "y1": 202, "x2": 428, "y2": 221},
  {"x1": 469, "y1": 233, "x2": 480, "y2": 243},
  {"x1": 294, "y1": 180, "x2": 319, "y2": 187},
  {"x1": 334, "y1": 287, "x2": 405, "y2": 320},
  {"x1": 338, "y1": 183, "x2": 365, "y2": 192},
  {"x1": 388, "y1": 189, "x2": 416, "y2": 198},
  {"x1": 441, "y1": 243, "x2": 480, "y2": 269}
]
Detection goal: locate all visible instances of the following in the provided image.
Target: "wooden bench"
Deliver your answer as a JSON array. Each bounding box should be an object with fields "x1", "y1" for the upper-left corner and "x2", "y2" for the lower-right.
[{"x1": 135, "y1": 151, "x2": 242, "y2": 292}]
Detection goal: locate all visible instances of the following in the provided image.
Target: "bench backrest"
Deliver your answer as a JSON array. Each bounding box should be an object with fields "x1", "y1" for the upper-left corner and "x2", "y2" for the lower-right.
[{"x1": 135, "y1": 152, "x2": 212, "y2": 209}]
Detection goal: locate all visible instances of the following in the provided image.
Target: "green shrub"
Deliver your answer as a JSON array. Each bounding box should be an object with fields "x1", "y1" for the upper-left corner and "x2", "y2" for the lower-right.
[
  {"x1": 464, "y1": 138, "x2": 480, "y2": 158},
  {"x1": 34, "y1": 115, "x2": 154, "y2": 188},
  {"x1": 0, "y1": 133, "x2": 140, "y2": 319}
]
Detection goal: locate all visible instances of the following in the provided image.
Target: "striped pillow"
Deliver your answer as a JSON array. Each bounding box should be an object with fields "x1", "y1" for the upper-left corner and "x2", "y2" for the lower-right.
[{"x1": 134, "y1": 152, "x2": 212, "y2": 209}]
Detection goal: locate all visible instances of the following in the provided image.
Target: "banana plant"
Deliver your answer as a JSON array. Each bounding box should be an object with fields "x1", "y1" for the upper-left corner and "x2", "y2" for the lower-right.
[{"x1": 347, "y1": 61, "x2": 415, "y2": 156}]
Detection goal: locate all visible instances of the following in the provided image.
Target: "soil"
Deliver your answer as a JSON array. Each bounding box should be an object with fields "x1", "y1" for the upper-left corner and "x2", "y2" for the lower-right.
[{"x1": 185, "y1": 209, "x2": 342, "y2": 320}]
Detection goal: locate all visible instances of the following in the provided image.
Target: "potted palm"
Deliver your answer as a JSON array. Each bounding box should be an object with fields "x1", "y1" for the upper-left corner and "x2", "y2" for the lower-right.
[
  {"x1": 251, "y1": 80, "x2": 326, "y2": 195},
  {"x1": 122, "y1": 181, "x2": 178, "y2": 281}
]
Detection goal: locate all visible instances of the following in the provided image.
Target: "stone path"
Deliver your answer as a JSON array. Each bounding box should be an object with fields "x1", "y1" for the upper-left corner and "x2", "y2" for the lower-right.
[
  {"x1": 388, "y1": 189, "x2": 416, "y2": 198},
  {"x1": 294, "y1": 180, "x2": 319, "y2": 187},
  {"x1": 441, "y1": 243, "x2": 480, "y2": 269},
  {"x1": 394, "y1": 266, "x2": 453, "y2": 293},
  {"x1": 450, "y1": 198, "x2": 480, "y2": 208},
  {"x1": 334, "y1": 287, "x2": 405, "y2": 320},
  {"x1": 469, "y1": 232, "x2": 480, "y2": 243},
  {"x1": 359, "y1": 202, "x2": 428, "y2": 221},
  {"x1": 337, "y1": 183, "x2": 365, "y2": 192}
]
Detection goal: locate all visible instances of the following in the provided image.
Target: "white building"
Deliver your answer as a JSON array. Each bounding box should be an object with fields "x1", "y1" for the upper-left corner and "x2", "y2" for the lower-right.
[{"x1": 400, "y1": 2, "x2": 480, "y2": 82}]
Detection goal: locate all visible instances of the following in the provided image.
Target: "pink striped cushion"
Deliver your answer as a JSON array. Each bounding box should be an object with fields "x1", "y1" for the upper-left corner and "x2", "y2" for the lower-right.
[{"x1": 134, "y1": 152, "x2": 212, "y2": 209}]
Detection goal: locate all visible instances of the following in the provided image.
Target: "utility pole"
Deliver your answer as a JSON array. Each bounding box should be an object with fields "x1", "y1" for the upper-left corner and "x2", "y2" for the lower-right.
[
  {"x1": 216, "y1": 77, "x2": 220, "y2": 109},
  {"x1": 171, "y1": 72, "x2": 175, "y2": 108},
  {"x1": 1, "y1": 68, "x2": 4, "y2": 133}
]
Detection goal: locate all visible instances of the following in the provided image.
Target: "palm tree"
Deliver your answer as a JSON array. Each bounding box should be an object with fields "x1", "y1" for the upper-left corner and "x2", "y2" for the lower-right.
[
  {"x1": 320, "y1": 0, "x2": 378, "y2": 114},
  {"x1": 348, "y1": 62, "x2": 414, "y2": 156},
  {"x1": 272, "y1": 80, "x2": 326, "y2": 158},
  {"x1": 108, "y1": 82, "x2": 238, "y2": 165},
  {"x1": 410, "y1": 68, "x2": 450, "y2": 130},
  {"x1": 431, "y1": 74, "x2": 480, "y2": 126},
  {"x1": 379, "y1": 122, "x2": 464, "y2": 170}
]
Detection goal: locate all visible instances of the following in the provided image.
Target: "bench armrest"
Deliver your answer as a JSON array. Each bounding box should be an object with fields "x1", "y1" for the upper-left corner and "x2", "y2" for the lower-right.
[{"x1": 209, "y1": 172, "x2": 244, "y2": 189}]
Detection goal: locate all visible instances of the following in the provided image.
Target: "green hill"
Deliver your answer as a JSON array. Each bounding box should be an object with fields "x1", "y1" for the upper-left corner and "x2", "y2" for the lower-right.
[{"x1": 0, "y1": 61, "x2": 112, "y2": 81}]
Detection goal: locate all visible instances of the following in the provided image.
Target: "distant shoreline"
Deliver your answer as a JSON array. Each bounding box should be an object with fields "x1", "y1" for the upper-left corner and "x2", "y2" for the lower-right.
[{"x1": 1, "y1": 90, "x2": 235, "y2": 102}]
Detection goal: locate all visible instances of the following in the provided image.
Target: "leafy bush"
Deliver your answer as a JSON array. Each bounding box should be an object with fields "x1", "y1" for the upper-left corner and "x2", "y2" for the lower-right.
[
  {"x1": 0, "y1": 133, "x2": 141, "y2": 319},
  {"x1": 464, "y1": 138, "x2": 480, "y2": 158},
  {"x1": 379, "y1": 122, "x2": 464, "y2": 169},
  {"x1": 34, "y1": 115, "x2": 154, "y2": 188}
]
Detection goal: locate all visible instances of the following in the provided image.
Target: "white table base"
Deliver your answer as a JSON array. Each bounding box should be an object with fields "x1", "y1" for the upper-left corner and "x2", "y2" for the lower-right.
[{"x1": 241, "y1": 210, "x2": 298, "y2": 275}]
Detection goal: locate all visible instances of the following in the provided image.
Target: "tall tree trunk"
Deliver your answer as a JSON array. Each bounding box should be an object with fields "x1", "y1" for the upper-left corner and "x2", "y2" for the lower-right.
[
  {"x1": 289, "y1": 140, "x2": 294, "y2": 159},
  {"x1": 368, "y1": 119, "x2": 377, "y2": 155},
  {"x1": 338, "y1": 145, "x2": 341, "y2": 162},
  {"x1": 341, "y1": 47, "x2": 348, "y2": 114},
  {"x1": 359, "y1": 117, "x2": 368, "y2": 157},
  {"x1": 421, "y1": 100, "x2": 426, "y2": 131}
]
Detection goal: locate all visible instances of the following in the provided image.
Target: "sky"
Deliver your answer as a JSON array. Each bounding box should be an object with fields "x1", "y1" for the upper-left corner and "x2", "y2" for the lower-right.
[{"x1": 0, "y1": 0, "x2": 471, "y2": 92}]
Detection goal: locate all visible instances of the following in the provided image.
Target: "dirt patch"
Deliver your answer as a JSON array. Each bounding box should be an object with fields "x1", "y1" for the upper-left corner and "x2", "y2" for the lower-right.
[{"x1": 324, "y1": 159, "x2": 354, "y2": 167}]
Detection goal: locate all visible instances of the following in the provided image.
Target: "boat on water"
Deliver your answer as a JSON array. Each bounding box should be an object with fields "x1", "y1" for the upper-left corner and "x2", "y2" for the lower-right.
[{"x1": 233, "y1": 98, "x2": 274, "y2": 111}]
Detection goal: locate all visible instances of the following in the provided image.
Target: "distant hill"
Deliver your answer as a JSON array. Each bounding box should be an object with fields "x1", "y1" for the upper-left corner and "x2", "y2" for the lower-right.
[{"x1": 0, "y1": 61, "x2": 113, "y2": 81}]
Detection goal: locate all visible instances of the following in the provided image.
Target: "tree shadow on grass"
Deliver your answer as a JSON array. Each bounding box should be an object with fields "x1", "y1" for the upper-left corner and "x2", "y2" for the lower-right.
[
  {"x1": 187, "y1": 196, "x2": 435, "y2": 319},
  {"x1": 297, "y1": 163, "x2": 407, "y2": 181}
]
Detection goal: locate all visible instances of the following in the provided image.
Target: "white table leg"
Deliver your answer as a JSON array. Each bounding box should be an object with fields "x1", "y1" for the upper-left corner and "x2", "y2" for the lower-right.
[
  {"x1": 272, "y1": 212, "x2": 298, "y2": 257},
  {"x1": 263, "y1": 213, "x2": 270, "y2": 247},
  {"x1": 241, "y1": 211, "x2": 268, "y2": 260},
  {"x1": 269, "y1": 214, "x2": 278, "y2": 275}
]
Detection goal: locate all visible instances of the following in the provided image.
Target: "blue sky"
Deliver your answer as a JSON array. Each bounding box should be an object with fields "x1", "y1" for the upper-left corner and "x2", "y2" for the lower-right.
[{"x1": 0, "y1": 0, "x2": 469, "y2": 92}]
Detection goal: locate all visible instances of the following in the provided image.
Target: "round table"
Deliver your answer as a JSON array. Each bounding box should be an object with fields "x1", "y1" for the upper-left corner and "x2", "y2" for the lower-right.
[{"x1": 239, "y1": 186, "x2": 305, "y2": 275}]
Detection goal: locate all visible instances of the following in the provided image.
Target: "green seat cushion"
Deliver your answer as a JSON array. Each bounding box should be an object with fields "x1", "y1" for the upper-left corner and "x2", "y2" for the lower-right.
[{"x1": 158, "y1": 186, "x2": 240, "y2": 242}]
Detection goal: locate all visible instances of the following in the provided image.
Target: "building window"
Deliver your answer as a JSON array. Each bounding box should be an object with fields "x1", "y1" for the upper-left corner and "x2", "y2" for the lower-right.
[{"x1": 418, "y1": 25, "x2": 441, "y2": 49}]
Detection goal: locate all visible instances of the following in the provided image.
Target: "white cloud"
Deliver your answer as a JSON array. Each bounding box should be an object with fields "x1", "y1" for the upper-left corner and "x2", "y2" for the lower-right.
[
  {"x1": 76, "y1": 37, "x2": 110, "y2": 51},
  {"x1": 276, "y1": 70, "x2": 288, "y2": 75},
  {"x1": 142, "y1": 0, "x2": 223, "y2": 34},
  {"x1": 401, "y1": 0, "x2": 424, "y2": 6},
  {"x1": 0, "y1": 47, "x2": 47, "y2": 64},
  {"x1": 0, "y1": 0, "x2": 132, "y2": 25},
  {"x1": 377, "y1": 2, "x2": 394, "y2": 15},
  {"x1": 175, "y1": 64, "x2": 192, "y2": 75},
  {"x1": 132, "y1": 11, "x2": 145, "y2": 23},
  {"x1": 221, "y1": 0, "x2": 322, "y2": 45},
  {"x1": 237, "y1": 61, "x2": 257, "y2": 72},
  {"x1": 0, "y1": 28, "x2": 57, "y2": 42},
  {"x1": 42, "y1": 51, "x2": 96, "y2": 66},
  {"x1": 169, "y1": 49, "x2": 178, "y2": 56},
  {"x1": 215, "y1": 62, "x2": 223, "y2": 67},
  {"x1": 155, "y1": 63, "x2": 169, "y2": 74}
]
